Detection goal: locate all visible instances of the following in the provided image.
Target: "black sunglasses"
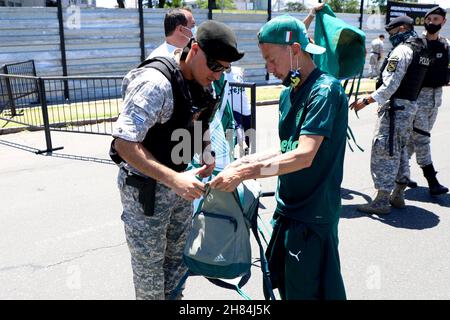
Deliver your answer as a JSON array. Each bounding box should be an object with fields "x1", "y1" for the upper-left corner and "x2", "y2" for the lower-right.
[{"x1": 205, "y1": 53, "x2": 231, "y2": 73}]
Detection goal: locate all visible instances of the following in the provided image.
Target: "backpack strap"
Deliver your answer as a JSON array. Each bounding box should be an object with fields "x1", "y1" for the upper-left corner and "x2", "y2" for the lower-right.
[
  {"x1": 250, "y1": 206, "x2": 276, "y2": 300},
  {"x1": 206, "y1": 273, "x2": 252, "y2": 299},
  {"x1": 167, "y1": 270, "x2": 191, "y2": 300},
  {"x1": 235, "y1": 183, "x2": 276, "y2": 300},
  {"x1": 110, "y1": 56, "x2": 193, "y2": 166},
  {"x1": 138, "y1": 56, "x2": 193, "y2": 106}
]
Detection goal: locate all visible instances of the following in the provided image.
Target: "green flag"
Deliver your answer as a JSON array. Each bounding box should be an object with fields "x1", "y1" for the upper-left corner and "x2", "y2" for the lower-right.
[{"x1": 314, "y1": 4, "x2": 366, "y2": 79}]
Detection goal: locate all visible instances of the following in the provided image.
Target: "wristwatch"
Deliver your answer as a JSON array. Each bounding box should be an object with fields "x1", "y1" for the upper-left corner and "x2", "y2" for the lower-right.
[{"x1": 362, "y1": 98, "x2": 370, "y2": 106}]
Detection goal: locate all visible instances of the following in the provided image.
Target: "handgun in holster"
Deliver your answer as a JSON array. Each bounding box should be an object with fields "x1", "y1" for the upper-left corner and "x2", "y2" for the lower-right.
[
  {"x1": 387, "y1": 99, "x2": 405, "y2": 157},
  {"x1": 125, "y1": 173, "x2": 157, "y2": 217}
]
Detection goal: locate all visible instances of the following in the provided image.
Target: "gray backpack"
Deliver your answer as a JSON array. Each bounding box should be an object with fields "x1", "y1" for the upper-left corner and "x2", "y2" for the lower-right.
[{"x1": 180, "y1": 180, "x2": 275, "y2": 299}]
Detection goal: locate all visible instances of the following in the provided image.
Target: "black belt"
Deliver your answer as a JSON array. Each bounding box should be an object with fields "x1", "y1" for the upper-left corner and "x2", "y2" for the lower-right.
[{"x1": 413, "y1": 126, "x2": 431, "y2": 137}]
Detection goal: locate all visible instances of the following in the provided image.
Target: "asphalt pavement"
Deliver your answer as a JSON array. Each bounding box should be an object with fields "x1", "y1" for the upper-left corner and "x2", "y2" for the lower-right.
[{"x1": 0, "y1": 87, "x2": 449, "y2": 300}]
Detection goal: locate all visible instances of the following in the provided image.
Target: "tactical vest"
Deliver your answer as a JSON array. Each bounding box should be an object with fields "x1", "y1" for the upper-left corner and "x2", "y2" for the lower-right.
[
  {"x1": 422, "y1": 39, "x2": 449, "y2": 88},
  {"x1": 113, "y1": 57, "x2": 212, "y2": 173},
  {"x1": 377, "y1": 37, "x2": 431, "y2": 101}
]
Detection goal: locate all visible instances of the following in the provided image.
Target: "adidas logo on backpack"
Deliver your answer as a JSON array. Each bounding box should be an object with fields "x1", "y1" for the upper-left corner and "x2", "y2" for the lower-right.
[{"x1": 213, "y1": 254, "x2": 226, "y2": 263}]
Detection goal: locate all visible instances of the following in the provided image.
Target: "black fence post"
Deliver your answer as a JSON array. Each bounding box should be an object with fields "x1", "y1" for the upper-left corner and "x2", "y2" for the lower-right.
[
  {"x1": 57, "y1": 0, "x2": 70, "y2": 100},
  {"x1": 208, "y1": 0, "x2": 213, "y2": 20},
  {"x1": 138, "y1": 0, "x2": 146, "y2": 62},
  {"x1": 265, "y1": 0, "x2": 272, "y2": 81},
  {"x1": 250, "y1": 83, "x2": 256, "y2": 154},
  {"x1": 37, "y1": 78, "x2": 54, "y2": 155},
  {"x1": 31, "y1": 60, "x2": 41, "y2": 105},
  {"x1": 359, "y1": 0, "x2": 365, "y2": 29},
  {"x1": 2, "y1": 67, "x2": 17, "y2": 117}
]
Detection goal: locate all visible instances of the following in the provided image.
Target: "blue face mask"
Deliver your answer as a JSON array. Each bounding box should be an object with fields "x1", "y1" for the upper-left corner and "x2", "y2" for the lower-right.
[
  {"x1": 389, "y1": 30, "x2": 416, "y2": 47},
  {"x1": 191, "y1": 25, "x2": 197, "y2": 37}
]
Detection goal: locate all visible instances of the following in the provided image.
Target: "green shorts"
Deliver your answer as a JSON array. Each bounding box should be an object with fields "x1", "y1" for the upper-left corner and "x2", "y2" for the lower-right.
[{"x1": 265, "y1": 215, "x2": 346, "y2": 300}]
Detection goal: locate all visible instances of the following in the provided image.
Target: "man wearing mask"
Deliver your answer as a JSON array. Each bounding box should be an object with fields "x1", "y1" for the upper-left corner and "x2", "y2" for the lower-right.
[
  {"x1": 403, "y1": 7, "x2": 449, "y2": 196},
  {"x1": 350, "y1": 16, "x2": 431, "y2": 214},
  {"x1": 148, "y1": 7, "x2": 196, "y2": 59},
  {"x1": 211, "y1": 15, "x2": 348, "y2": 300}
]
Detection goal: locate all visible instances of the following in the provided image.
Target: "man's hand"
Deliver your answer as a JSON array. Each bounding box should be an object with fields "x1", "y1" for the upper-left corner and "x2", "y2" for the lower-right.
[
  {"x1": 210, "y1": 167, "x2": 242, "y2": 192},
  {"x1": 198, "y1": 150, "x2": 216, "y2": 178},
  {"x1": 349, "y1": 97, "x2": 373, "y2": 112},
  {"x1": 172, "y1": 168, "x2": 207, "y2": 201},
  {"x1": 311, "y1": 3, "x2": 325, "y2": 15}
]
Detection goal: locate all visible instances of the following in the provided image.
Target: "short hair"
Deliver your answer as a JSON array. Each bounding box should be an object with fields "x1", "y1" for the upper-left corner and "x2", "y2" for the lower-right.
[
  {"x1": 379, "y1": 34, "x2": 385, "y2": 39},
  {"x1": 164, "y1": 8, "x2": 188, "y2": 37},
  {"x1": 181, "y1": 6, "x2": 192, "y2": 13}
]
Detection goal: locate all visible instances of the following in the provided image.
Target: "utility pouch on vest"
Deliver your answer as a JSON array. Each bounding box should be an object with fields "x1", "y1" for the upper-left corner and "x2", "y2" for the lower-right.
[{"x1": 125, "y1": 173, "x2": 156, "y2": 217}]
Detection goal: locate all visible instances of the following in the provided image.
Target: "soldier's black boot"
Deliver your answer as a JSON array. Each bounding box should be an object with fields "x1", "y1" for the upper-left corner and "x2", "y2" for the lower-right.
[
  {"x1": 406, "y1": 178, "x2": 418, "y2": 188},
  {"x1": 422, "y1": 164, "x2": 449, "y2": 196}
]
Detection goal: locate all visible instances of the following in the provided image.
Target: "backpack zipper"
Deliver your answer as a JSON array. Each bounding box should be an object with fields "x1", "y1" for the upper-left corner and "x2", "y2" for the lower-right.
[{"x1": 200, "y1": 211, "x2": 238, "y2": 232}]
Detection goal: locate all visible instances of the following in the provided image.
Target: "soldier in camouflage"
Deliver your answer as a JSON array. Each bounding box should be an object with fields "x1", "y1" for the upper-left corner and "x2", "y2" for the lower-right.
[
  {"x1": 111, "y1": 20, "x2": 244, "y2": 299},
  {"x1": 350, "y1": 16, "x2": 431, "y2": 214},
  {"x1": 403, "y1": 6, "x2": 449, "y2": 196}
]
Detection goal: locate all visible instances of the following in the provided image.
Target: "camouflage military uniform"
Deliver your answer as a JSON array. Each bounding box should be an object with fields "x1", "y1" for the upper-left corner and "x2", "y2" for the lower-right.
[
  {"x1": 404, "y1": 36, "x2": 450, "y2": 179},
  {"x1": 371, "y1": 43, "x2": 418, "y2": 191},
  {"x1": 404, "y1": 87, "x2": 441, "y2": 174},
  {"x1": 113, "y1": 64, "x2": 192, "y2": 300},
  {"x1": 369, "y1": 38, "x2": 384, "y2": 78},
  {"x1": 118, "y1": 169, "x2": 191, "y2": 300}
]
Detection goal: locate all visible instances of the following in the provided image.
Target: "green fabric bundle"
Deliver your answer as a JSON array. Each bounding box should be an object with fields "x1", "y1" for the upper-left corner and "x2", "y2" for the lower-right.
[{"x1": 314, "y1": 4, "x2": 366, "y2": 79}]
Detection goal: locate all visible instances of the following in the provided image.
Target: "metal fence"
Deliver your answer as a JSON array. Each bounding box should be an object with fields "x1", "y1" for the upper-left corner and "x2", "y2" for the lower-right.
[
  {"x1": 0, "y1": 72, "x2": 257, "y2": 160},
  {"x1": 1, "y1": 60, "x2": 40, "y2": 116}
]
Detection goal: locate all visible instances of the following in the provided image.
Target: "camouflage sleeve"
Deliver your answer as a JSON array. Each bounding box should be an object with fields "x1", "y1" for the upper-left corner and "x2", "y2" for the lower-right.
[
  {"x1": 113, "y1": 69, "x2": 174, "y2": 142},
  {"x1": 372, "y1": 44, "x2": 414, "y2": 106}
]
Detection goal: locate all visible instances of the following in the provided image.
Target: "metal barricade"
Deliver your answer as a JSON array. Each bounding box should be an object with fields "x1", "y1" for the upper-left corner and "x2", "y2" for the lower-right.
[
  {"x1": 1, "y1": 60, "x2": 40, "y2": 116},
  {"x1": 0, "y1": 72, "x2": 257, "y2": 162}
]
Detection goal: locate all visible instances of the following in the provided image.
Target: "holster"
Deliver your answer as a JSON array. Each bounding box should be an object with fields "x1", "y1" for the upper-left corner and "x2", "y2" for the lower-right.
[
  {"x1": 124, "y1": 171, "x2": 157, "y2": 217},
  {"x1": 387, "y1": 100, "x2": 405, "y2": 156}
]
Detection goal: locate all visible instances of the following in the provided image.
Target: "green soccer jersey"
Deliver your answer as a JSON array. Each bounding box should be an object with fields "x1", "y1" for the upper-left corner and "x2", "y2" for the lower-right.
[{"x1": 275, "y1": 68, "x2": 348, "y2": 224}]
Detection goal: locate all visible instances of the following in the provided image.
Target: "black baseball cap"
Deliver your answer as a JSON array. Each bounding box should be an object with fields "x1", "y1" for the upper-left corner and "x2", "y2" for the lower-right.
[
  {"x1": 385, "y1": 16, "x2": 414, "y2": 32},
  {"x1": 425, "y1": 6, "x2": 446, "y2": 19},
  {"x1": 196, "y1": 20, "x2": 245, "y2": 63}
]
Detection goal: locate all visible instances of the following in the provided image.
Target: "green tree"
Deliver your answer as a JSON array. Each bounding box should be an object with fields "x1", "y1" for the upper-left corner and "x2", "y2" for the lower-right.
[
  {"x1": 164, "y1": 0, "x2": 183, "y2": 7},
  {"x1": 285, "y1": 1, "x2": 307, "y2": 12},
  {"x1": 372, "y1": 0, "x2": 386, "y2": 6},
  {"x1": 328, "y1": 0, "x2": 343, "y2": 13},
  {"x1": 371, "y1": 0, "x2": 386, "y2": 13},
  {"x1": 344, "y1": 0, "x2": 360, "y2": 14},
  {"x1": 196, "y1": 0, "x2": 235, "y2": 10}
]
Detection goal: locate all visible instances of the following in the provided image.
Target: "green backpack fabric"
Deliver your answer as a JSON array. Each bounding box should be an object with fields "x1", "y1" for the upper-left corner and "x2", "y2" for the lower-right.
[
  {"x1": 313, "y1": 4, "x2": 366, "y2": 79},
  {"x1": 183, "y1": 180, "x2": 260, "y2": 279},
  {"x1": 182, "y1": 179, "x2": 276, "y2": 300}
]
